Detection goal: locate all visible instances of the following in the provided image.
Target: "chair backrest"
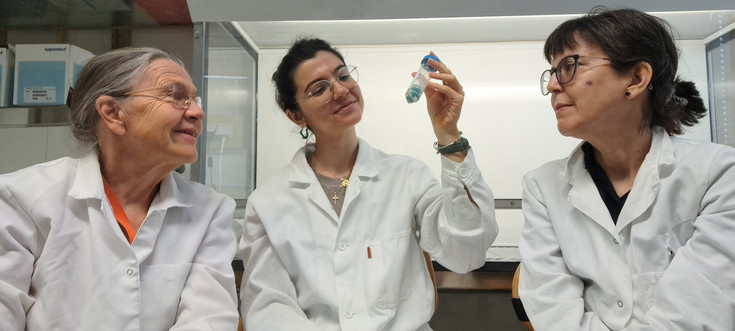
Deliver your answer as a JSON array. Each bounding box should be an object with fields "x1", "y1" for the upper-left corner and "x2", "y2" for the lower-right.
[
  {"x1": 423, "y1": 251, "x2": 438, "y2": 313},
  {"x1": 511, "y1": 263, "x2": 534, "y2": 331}
]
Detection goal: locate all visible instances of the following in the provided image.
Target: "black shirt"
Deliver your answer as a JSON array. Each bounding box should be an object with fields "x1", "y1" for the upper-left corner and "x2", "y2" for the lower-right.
[{"x1": 582, "y1": 142, "x2": 629, "y2": 224}]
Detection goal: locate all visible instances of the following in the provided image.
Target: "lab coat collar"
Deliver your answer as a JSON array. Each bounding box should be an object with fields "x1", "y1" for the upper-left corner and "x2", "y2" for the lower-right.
[
  {"x1": 564, "y1": 143, "x2": 617, "y2": 235},
  {"x1": 287, "y1": 138, "x2": 378, "y2": 185},
  {"x1": 340, "y1": 138, "x2": 378, "y2": 217},
  {"x1": 562, "y1": 127, "x2": 674, "y2": 182},
  {"x1": 288, "y1": 145, "x2": 314, "y2": 186},
  {"x1": 353, "y1": 138, "x2": 379, "y2": 180},
  {"x1": 68, "y1": 152, "x2": 106, "y2": 201},
  {"x1": 615, "y1": 127, "x2": 673, "y2": 229},
  {"x1": 150, "y1": 172, "x2": 192, "y2": 211},
  {"x1": 563, "y1": 127, "x2": 675, "y2": 234},
  {"x1": 68, "y1": 152, "x2": 190, "y2": 210},
  {"x1": 287, "y1": 138, "x2": 377, "y2": 224}
]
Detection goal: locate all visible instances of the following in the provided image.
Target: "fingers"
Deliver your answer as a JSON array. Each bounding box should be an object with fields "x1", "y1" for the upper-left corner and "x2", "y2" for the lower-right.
[
  {"x1": 427, "y1": 53, "x2": 451, "y2": 74},
  {"x1": 425, "y1": 80, "x2": 463, "y2": 99},
  {"x1": 426, "y1": 73, "x2": 464, "y2": 98},
  {"x1": 425, "y1": 53, "x2": 464, "y2": 95}
]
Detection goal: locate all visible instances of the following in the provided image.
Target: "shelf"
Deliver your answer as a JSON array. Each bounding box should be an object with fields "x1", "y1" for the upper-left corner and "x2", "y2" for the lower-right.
[{"x1": 0, "y1": 106, "x2": 70, "y2": 127}]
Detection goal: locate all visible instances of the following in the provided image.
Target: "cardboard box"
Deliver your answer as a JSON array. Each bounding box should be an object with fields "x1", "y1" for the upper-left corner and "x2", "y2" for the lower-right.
[
  {"x1": 0, "y1": 46, "x2": 14, "y2": 107},
  {"x1": 13, "y1": 44, "x2": 94, "y2": 106}
]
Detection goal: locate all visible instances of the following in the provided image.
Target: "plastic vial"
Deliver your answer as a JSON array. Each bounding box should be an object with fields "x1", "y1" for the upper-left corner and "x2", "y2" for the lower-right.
[{"x1": 405, "y1": 54, "x2": 440, "y2": 104}]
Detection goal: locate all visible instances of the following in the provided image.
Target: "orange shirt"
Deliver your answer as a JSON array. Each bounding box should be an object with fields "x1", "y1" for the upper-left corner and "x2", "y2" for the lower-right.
[{"x1": 102, "y1": 178, "x2": 136, "y2": 244}]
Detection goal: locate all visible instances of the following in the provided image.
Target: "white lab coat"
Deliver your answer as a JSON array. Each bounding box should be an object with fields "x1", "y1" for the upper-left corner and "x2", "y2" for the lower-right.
[
  {"x1": 0, "y1": 153, "x2": 239, "y2": 331},
  {"x1": 239, "y1": 138, "x2": 497, "y2": 331},
  {"x1": 519, "y1": 127, "x2": 735, "y2": 330}
]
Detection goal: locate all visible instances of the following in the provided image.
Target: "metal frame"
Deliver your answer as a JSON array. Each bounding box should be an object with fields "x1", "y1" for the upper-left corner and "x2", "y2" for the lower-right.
[{"x1": 705, "y1": 28, "x2": 734, "y2": 144}]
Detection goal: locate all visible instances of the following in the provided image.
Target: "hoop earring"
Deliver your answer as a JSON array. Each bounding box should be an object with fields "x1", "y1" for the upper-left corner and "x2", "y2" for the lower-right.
[
  {"x1": 647, "y1": 84, "x2": 653, "y2": 91},
  {"x1": 625, "y1": 91, "x2": 631, "y2": 97},
  {"x1": 299, "y1": 126, "x2": 310, "y2": 139}
]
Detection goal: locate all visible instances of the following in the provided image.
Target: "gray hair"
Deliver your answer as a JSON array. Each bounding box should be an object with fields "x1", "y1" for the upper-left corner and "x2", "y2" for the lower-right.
[{"x1": 69, "y1": 47, "x2": 185, "y2": 149}]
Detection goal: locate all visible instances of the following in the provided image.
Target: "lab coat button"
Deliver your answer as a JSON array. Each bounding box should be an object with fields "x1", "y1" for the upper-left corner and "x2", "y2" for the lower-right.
[
  {"x1": 338, "y1": 242, "x2": 349, "y2": 251},
  {"x1": 126, "y1": 268, "x2": 134, "y2": 276},
  {"x1": 345, "y1": 311, "x2": 354, "y2": 319},
  {"x1": 613, "y1": 238, "x2": 619, "y2": 244},
  {"x1": 458, "y1": 168, "x2": 468, "y2": 178},
  {"x1": 617, "y1": 300, "x2": 623, "y2": 308}
]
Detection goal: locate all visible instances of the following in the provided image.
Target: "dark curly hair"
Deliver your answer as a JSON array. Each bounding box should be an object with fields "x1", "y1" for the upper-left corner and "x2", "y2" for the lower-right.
[{"x1": 544, "y1": 7, "x2": 706, "y2": 134}]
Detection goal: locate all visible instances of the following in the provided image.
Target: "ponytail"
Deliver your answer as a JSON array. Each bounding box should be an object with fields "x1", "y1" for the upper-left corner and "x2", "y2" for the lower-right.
[{"x1": 652, "y1": 79, "x2": 706, "y2": 135}]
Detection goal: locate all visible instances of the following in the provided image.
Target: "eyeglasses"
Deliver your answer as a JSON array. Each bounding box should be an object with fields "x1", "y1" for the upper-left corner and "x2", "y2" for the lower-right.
[
  {"x1": 124, "y1": 83, "x2": 202, "y2": 109},
  {"x1": 540, "y1": 54, "x2": 612, "y2": 96},
  {"x1": 299, "y1": 65, "x2": 359, "y2": 104}
]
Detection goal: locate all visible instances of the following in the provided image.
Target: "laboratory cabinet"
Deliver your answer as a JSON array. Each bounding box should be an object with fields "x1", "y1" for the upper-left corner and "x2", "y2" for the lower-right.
[
  {"x1": 0, "y1": 124, "x2": 79, "y2": 174},
  {"x1": 0, "y1": 107, "x2": 79, "y2": 174}
]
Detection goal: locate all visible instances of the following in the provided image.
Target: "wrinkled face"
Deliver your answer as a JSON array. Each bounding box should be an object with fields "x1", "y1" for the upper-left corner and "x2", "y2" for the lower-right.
[
  {"x1": 122, "y1": 59, "x2": 204, "y2": 167},
  {"x1": 289, "y1": 51, "x2": 364, "y2": 137},
  {"x1": 546, "y1": 38, "x2": 631, "y2": 140}
]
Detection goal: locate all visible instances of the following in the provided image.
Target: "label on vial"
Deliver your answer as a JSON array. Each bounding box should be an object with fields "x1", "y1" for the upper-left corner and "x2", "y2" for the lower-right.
[{"x1": 405, "y1": 73, "x2": 430, "y2": 103}]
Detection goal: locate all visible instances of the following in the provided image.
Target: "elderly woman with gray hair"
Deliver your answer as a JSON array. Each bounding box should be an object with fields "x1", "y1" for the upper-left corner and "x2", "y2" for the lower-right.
[{"x1": 0, "y1": 47, "x2": 239, "y2": 330}]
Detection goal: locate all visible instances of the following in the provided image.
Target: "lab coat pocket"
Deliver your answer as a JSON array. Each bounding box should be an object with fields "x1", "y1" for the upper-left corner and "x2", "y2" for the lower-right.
[
  {"x1": 640, "y1": 271, "x2": 664, "y2": 309},
  {"x1": 367, "y1": 230, "x2": 413, "y2": 309},
  {"x1": 140, "y1": 264, "x2": 192, "y2": 321}
]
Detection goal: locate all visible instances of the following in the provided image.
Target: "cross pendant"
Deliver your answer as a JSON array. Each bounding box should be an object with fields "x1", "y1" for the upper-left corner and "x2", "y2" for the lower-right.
[{"x1": 332, "y1": 194, "x2": 339, "y2": 205}]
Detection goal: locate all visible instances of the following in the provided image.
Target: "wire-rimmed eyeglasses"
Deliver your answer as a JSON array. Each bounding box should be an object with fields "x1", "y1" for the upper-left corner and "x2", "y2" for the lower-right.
[
  {"x1": 125, "y1": 83, "x2": 202, "y2": 109},
  {"x1": 540, "y1": 54, "x2": 612, "y2": 96},
  {"x1": 299, "y1": 65, "x2": 359, "y2": 104}
]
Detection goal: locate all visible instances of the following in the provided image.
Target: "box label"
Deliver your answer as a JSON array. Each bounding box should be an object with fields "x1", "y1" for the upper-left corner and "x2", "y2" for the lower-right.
[{"x1": 23, "y1": 86, "x2": 56, "y2": 103}]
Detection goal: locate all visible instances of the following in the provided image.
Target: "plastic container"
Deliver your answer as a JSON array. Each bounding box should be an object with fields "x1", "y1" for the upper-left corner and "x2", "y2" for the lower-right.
[{"x1": 405, "y1": 54, "x2": 440, "y2": 104}]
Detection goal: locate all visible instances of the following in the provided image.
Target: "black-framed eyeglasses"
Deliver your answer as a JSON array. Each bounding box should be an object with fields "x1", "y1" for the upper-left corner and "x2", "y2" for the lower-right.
[
  {"x1": 124, "y1": 83, "x2": 202, "y2": 109},
  {"x1": 540, "y1": 54, "x2": 612, "y2": 96},
  {"x1": 299, "y1": 65, "x2": 359, "y2": 104}
]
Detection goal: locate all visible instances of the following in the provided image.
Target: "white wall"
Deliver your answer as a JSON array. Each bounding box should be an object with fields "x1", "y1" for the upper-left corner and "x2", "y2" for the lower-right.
[{"x1": 256, "y1": 40, "x2": 711, "y2": 246}]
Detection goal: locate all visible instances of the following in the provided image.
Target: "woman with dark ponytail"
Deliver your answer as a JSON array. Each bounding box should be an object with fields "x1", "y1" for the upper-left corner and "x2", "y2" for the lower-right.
[{"x1": 519, "y1": 7, "x2": 735, "y2": 330}]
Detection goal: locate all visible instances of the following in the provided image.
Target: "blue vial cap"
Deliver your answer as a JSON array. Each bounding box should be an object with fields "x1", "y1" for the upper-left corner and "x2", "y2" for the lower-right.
[{"x1": 421, "y1": 54, "x2": 440, "y2": 72}]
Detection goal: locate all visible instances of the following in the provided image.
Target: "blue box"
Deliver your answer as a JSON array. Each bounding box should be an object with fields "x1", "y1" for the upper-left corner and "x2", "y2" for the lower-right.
[{"x1": 13, "y1": 44, "x2": 94, "y2": 106}]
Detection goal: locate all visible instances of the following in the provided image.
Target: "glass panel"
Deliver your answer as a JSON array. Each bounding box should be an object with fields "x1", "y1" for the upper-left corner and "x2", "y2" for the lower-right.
[{"x1": 198, "y1": 22, "x2": 257, "y2": 202}]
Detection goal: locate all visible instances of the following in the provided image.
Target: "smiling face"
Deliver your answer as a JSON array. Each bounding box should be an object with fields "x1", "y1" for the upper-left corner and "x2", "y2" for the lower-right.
[
  {"x1": 121, "y1": 59, "x2": 204, "y2": 167},
  {"x1": 288, "y1": 50, "x2": 364, "y2": 137},
  {"x1": 546, "y1": 38, "x2": 635, "y2": 141}
]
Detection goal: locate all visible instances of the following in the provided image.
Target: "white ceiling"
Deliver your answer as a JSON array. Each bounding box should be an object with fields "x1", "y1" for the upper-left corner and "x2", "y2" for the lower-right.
[{"x1": 186, "y1": 0, "x2": 735, "y2": 49}]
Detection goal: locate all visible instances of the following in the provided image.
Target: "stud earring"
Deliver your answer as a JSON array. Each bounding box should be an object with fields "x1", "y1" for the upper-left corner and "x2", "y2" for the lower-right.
[
  {"x1": 647, "y1": 84, "x2": 653, "y2": 91},
  {"x1": 625, "y1": 91, "x2": 631, "y2": 97}
]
